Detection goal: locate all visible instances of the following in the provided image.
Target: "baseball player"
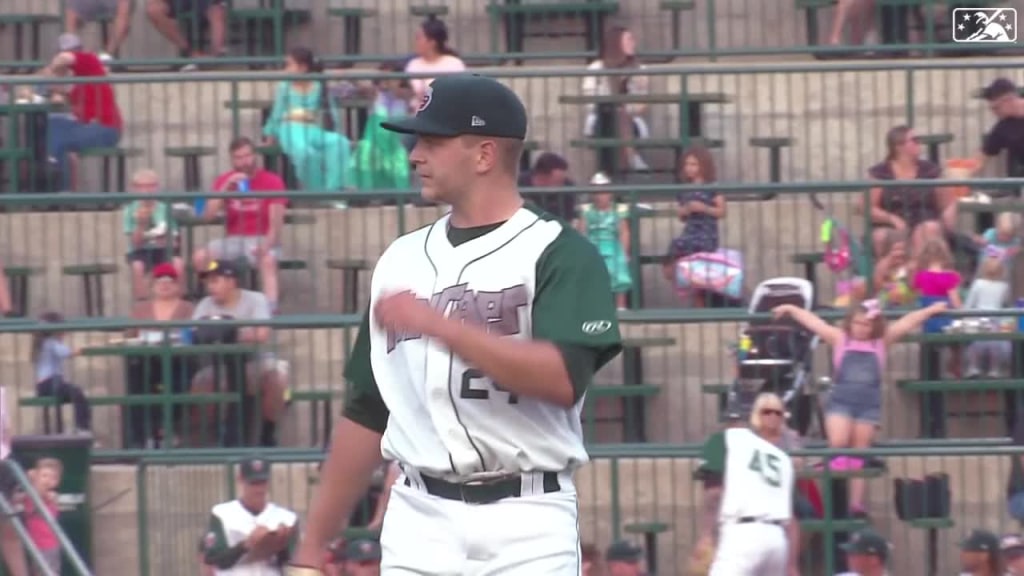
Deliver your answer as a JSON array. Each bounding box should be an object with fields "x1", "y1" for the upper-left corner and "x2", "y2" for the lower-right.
[
  {"x1": 958, "y1": 529, "x2": 1001, "y2": 576},
  {"x1": 1001, "y1": 534, "x2": 1024, "y2": 575},
  {"x1": 694, "y1": 390, "x2": 798, "y2": 576},
  {"x1": 288, "y1": 73, "x2": 623, "y2": 575},
  {"x1": 835, "y1": 529, "x2": 890, "y2": 576},
  {"x1": 202, "y1": 458, "x2": 299, "y2": 575}
]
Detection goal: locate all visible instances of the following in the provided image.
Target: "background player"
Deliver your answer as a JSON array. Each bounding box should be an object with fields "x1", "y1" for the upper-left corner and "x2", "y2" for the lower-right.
[
  {"x1": 693, "y1": 388, "x2": 798, "y2": 576},
  {"x1": 287, "y1": 73, "x2": 622, "y2": 575}
]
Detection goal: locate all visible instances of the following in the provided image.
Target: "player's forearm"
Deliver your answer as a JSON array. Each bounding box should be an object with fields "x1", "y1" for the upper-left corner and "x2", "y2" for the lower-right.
[
  {"x1": 434, "y1": 320, "x2": 575, "y2": 407},
  {"x1": 786, "y1": 520, "x2": 800, "y2": 570},
  {"x1": 700, "y1": 487, "x2": 723, "y2": 541},
  {"x1": 205, "y1": 543, "x2": 248, "y2": 569},
  {"x1": 294, "y1": 419, "x2": 383, "y2": 561}
]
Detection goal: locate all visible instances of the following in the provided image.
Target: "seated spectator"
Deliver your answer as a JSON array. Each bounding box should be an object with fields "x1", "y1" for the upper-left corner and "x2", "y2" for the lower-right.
[
  {"x1": 64, "y1": 0, "x2": 132, "y2": 62},
  {"x1": 190, "y1": 260, "x2": 289, "y2": 447},
  {"x1": 32, "y1": 312, "x2": 91, "y2": 435},
  {"x1": 664, "y1": 146, "x2": 726, "y2": 307},
  {"x1": 578, "y1": 172, "x2": 632, "y2": 310},
  {"x1": 975, "y1": 212, "x2": 1021, "y2": 279},
  {"x1": 38, "y1": 34, "x2": 123, "y2": 192},
  {"x1": 404, "y1": 17, "x2": 465, "y2": 110},
  {"x1": 959, "y1": 529, "x2": 1002, "y2": 576},
  {"x1": 0, "y1": 262, "x2": 10, "y2": 316},
  {"x1": 519, "y1": 152, "x2": 577, "y2": 224},
  {"x1": 581, "y1": 543, "x2": 599, "y2": 576},
  {"x1": 581, "y1": 25, "x2": 650, "y2": 173},
  {"x1": 1002, "y1": 534, "x2": 1024, "y2": 575},
  {"x1": 123, "y1": 169, "x2": 182, "y2": 301},
  {"x1": 862, "y1": 125, "x2": 957, "y2": 258},
  {"x1": 263, "y1": 47, "x2": 351, "y2": 199},
  {"x1": 146, "y1": 0, "x2": 226, "y2": 68},
  {"x1": 965, "y1": 255, "x2": 1012, "y2": 378},
  {"x1": 339, "y1": 538, "x2": 381, "y2": 576},
  {"x1": 974, "y1": 78, "x2": 1024, "y2": 179},
  {"x1": 193, "y1": 137, "x2": 288, "y2": 310},
  {"x1": 605, "y1": 540, "x2": 644, "y2": 576},
  {"x1": 23, "y1": 459, "x2": 62, "y2": 576},
  {"x1": 352, "y1": 62, "x2": 412, "y2": 192}
]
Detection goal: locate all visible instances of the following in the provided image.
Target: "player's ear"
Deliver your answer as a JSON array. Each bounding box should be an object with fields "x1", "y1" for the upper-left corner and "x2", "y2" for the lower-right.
[{"x1": 474, "y1": 139, "x2": 499, "y2": 174}]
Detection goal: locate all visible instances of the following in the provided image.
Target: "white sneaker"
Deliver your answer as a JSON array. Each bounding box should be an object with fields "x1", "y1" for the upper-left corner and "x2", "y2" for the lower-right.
[
  {"x1": 988, "y1": 368, "x2": 1005, "y2": 379},
  {"x1": 629, "y1": 153, "x2": 650, "y2": 172},
  {"x1": 98, "y1": 52, "x2": 113, "y2": 63},
  {"x1": 965, "y1": 366, "x2": 982, "y2": 379}
]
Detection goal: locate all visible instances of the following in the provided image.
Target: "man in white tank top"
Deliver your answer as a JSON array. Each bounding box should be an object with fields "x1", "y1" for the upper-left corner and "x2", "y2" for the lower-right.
[{"x1": 693, "y1": 388, "x2": 798, "y2": 576}]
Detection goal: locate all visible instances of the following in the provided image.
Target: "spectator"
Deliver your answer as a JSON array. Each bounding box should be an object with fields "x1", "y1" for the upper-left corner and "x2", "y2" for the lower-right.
[
  {"x1": 0, "y1": 262, "x2": 11, "y2": 316},
  {"x1": 23, "y1": 459, "x2": 62, "y2": 576},
  {"x1": 404, "y1": 16, "x2": 465, "y2": 110},
  {"x1": 190, "y1": 260, "x2": 289, "y2": 447},
  {"x1": 194, "y1": 136, "x2": 288, "y2": 310},
  {"x1": 519, "y1": 152, "x2": 577, "y2": 223},
  {"x1": 146, "y1": 0, "x2": 226, "y2": 69},
  {"x1": 202, "y1": 458, "x2": 298, "y2": 573},
  {"x1": 263, "y1": 47, "x2": 351, "y2": 198},
  {"x1": 913, "y1": 238, "x2": 963, "y2": 375},
  {"x1": 862, "y1": 125, "x2": 957, "y2": 258},
  {"x1": 824, "y1": 0, "x2": 875, "y2": 54},
  {"x1": 123, "y1": 169, "x2": 182, "y2": 301},
  {"x1": 0, "y1": 389, "x2": 28, "y2": 576},
  {"x1": 1002, "y1": 534, "x2": 1024, "y2": 575},
  {"x1": 32, "y1": 312, "x2": 92, "y2": 435},
  {"x1": 605, "y1": 540, "x2": 644, "y2": 576},
  {"x1": 959, "y1": 529, "x2": 1002, "y2": 576},
  {"x1": 581, "y1": 543, "x2": 599, "y2": 576},
  {"x1": 64, "y1": 0, "x2": 132, "y2": 62},
  {"x1": 340, "y1": 538, "x2": 381, "y2": 576},
  {"x1": 664, "y1": 146, "x2": 726, "y2": 307},
  {"x1": 352, "y1": 62, "x2": 412, "y2": 192},
  {"x1": 975, "y1": 78, "x2": 1024, "y2": 177},
  {"x1": 578, "y1": 172, "x2": 632, "y2": 310},
  {"x1": 837, "y1": 528, "x2": 890, "y2": 576},
  {"x1": 38, "y1": 34, "x2": 123, "y2": 192},
  {"x1": 964, "y1": 255, "x2": 1012, "y2": 378},
  {"x1": 975, "y1": 212, "x2": 1021, "y2": 279},
  {"x1": 581, "y1": 25, "x2": 650, "y2": 173}
]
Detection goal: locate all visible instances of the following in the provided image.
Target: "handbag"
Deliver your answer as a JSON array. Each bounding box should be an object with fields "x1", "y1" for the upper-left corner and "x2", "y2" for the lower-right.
[{"x1": 675, "y1": 249, "x2": 744, "y2": 299}]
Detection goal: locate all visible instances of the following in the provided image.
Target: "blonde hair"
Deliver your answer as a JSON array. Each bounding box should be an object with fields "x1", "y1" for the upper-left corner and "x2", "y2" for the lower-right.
[
  {"x1": 131, "y1": 168, "x2": 159, "y2": 186},
  {"x1": 749, "y1": 392, "x2": 785, "y2": 431},
  {"x1": 915, "y1": 238, "x2": 953, "y2": 271},
  {"x1": 36, "y1": 458, "x2": 63, "y2": 476},
  {"x1": 980, "y1": 256, "x2": 1006, "y2": 280},
  {"x1": 996, "y1": 212, "x2": 1021, "y2": 235}
]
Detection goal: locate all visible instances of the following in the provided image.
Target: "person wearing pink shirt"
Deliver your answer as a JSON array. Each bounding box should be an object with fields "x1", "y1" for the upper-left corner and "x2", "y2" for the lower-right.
[
  {"x1": 24, "y1": 459, "x2": 62, "y2": 575},
  {"x1": 403, "y1": 17, "x2": 465, "y2": 111}
]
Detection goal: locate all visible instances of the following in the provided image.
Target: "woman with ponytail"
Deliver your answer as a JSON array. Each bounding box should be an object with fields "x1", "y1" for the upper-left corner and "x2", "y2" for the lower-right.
[
  {"x1": 263, "y1": 47, "x2": 352, "y2": 197},
  {"x1": 403, "y1": 16, "x2": 465, "y2": 111}
]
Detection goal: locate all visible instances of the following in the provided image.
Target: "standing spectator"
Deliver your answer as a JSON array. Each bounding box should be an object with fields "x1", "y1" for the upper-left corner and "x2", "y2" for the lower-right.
[
  {"x1": 578, "y1": 172, "x2": 632, "y2": 310},
  {"x1": 824, "y1": 0, "x2": 876, "y2": 54},
  {"x1": 862, "y1": 125, "x2": 957, "y2": 257},
  {"x1": 913, "y1": 238, "x2": 963, "y2": 375},
  {"x1": 123, "y1": 169, "x2": 182, "y2": 301},
  {"x1": 351, "y1": 62, "x2": 412, "y2": 193},
  {"x1": 964, "y1": 255, "x2": 1012, "y2": 379},
  {"x1": 193, "y1": 137, "x2": 288, "y2": 310},
  {"x1": 974, "y1": 78, "x2": 1024, "y2": 177},
  {"x1": 519, "y1": 152, "x2": 578, "y2": 224},
  {"x1": 581, "y1": 25, "x2": 651, "y2": 173},
  {"x1": 0, "y1": 389, "x2": 28, "y2": 576},
  {"x1": 263, "y1": 47, "x2": 351, "y2": 197},
  {"x1": 190, "y1": 260, "x2": 290, "y2": 447},
  {"x1": 404, "y1": 17, "x2": 465, "y2": 110},
  {"x1": 959, "y1": 529, "x2": 1002, "y2": 576},
  {"x1": 32, "y1": 312, "x2": 92, "y2": 435},
  {"x1": 38, "y1": 34, "x2": 123, "y2": 192},
  {"x1": 1002, "y1": 534, "x2": 1024, "y2": 575},
  {"x1": 202, "y1": 458, "x2": 298, "y2": 573},
  {"x1": 64, "y1": 0, "x2": 133, "y2": 62},
  {"x1": 340, "y1": 538, "x2": 381, "y2": 576},
  {"x1": 605, "y1": 540, "x2": 644, "y2": 576},
  {"x1": 23, "y1": 459, "x2": 62, "y2": 576},
  {"x1": 146, "y1": 0, "x2": 226, "y2": 68}
]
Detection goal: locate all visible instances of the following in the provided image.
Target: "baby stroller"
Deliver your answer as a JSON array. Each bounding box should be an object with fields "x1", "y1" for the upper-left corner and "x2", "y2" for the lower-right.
[{"x1": 732, "y1": 277, "x2": 825, "y2": 436}]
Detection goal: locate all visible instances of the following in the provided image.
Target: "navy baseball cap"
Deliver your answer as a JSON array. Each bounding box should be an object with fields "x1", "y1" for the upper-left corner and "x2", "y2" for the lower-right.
[
  {"x1": 380, "y1": 74, "x2": 527, "y2": 140},
  {"x1": 982, "y1": 77, "x2": 1018, "y2": 100},
  {"x1": 605, "y1": 540, "x2": 642, "y2": 563},
  {"x1": 238, "y1": 457, "x2": 270, "y2": 483},
  {"x1": 841, "y1": 529, "x2": 889, "y2": 561},
  {"x1": 961, "y1": 529, "x2": 1000, "y2": 553},
  {"x1": 200, "y1": 259, "x2": 240, "y2": 279}
]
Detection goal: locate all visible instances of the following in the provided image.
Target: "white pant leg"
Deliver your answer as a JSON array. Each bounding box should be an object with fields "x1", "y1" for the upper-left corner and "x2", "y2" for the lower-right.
[
  {"x1": 710, "y1": 523, "x2": 788, "y2": 576},
  {"x1": 380, "y1": 481, "x2": 466, "y2": 576}
]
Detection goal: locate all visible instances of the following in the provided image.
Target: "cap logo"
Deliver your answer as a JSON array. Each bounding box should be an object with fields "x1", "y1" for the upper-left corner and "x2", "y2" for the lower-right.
[
  {"x1": 471, "y1": 115, "x2": 486, "y2": 127},
  {"x1": 417, "y1": 87, "x2": 433, "y2": 114},
  {"x1": 204, "y1": 532, "x2": 216, "y2": 549},
  {"x1": 251, "y1": 460, "x2": 263, "y2": 471},
  {"x1": 360, "y1": 542, "x2": 372, "y2": 553}
]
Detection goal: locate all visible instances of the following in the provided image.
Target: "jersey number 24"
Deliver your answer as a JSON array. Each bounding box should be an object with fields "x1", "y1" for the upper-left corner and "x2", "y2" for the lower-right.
[
  {"x1": 747, "y1": 449, "x2": 782, "y2": 487},
  {"x1": 460, "y1": 369, "x2": 519, "y2": 404}
]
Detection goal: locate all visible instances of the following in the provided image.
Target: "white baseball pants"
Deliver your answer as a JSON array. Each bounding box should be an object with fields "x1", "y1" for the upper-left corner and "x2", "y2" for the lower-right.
[{"x1": 710, "y1": 522, "x2": 789, "y2": 576}]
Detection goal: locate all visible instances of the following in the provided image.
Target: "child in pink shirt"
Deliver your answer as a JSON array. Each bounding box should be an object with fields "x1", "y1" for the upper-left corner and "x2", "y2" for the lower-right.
[
  {"x1": 24, "y1": 458, "x2": 62, "y2": 575},
  {"x1": 912, "y1": 238, "x2": 963, "y2": 376}
]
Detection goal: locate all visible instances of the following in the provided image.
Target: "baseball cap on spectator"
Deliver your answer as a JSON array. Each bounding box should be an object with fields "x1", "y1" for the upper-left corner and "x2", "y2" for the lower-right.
[
  {"x1": 344, "y1": 539, "x2": 382, "y2": 562},
  {"x1": 1001, "y1": 534, "x2": 1024, "y2": 558},
  {"x1": 605, "y1": 540, "x2": 642, "y2": 563},
  {"x1": 238, "y1": 457, "x2": 270, "y2": 483},
  {"x1": 590, "y1": 172, "x2": 612, "y2": 186},
  {"x1": 57, "y1": 33, "x2": 83, "y2": 53},
  {"x1": 981, "y1": 77, "x2": 1018, "y2": 100},
  {"x1": 200, "y1": 259, "x2": 240, "y2": 279},
  {"x1": 380, "y1": 74, "x2": 527, "y2": 140},
  {"x1": 960, "y1": 529, "x2": 1000, "y2": 553},
  {"x1": 152, "y1": 263, "x2": 178, "y2": 280},
  {"x1": 840, "y1": 529, "x2": 889, "y2": 561}
]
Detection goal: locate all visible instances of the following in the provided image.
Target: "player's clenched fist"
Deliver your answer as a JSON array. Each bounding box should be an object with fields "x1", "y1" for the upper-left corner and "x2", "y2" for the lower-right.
[{"x1": 374, "y1": 290, "x2": 445, "y2": 336}]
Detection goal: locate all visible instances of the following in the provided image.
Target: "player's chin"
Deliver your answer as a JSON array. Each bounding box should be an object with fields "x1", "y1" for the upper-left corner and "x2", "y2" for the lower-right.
[{"x1": 419, "y1": 183, "x2": 442, "y2": 203}]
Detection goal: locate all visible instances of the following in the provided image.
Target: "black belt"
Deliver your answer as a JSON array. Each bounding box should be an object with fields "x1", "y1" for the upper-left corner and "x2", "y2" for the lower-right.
[
  {"x1": 406, "y1": 471, "x2": 560, "y2": 505},
  {"x1": 737, "y1": 516, "x2": 786, "y2": 526}
]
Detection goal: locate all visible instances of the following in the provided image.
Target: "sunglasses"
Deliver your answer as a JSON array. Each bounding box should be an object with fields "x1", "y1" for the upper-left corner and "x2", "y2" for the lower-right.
[{"x1": 760, "y1": 408, "x2": 784, "y2": 417}]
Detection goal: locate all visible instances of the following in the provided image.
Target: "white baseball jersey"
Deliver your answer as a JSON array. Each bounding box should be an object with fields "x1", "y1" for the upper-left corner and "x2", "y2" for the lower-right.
[
  {"x1": 351, "y1": 206, "x2": 621, "y2": 479},
  {"x1": 203, "y1": 500, "x2": 297, "y2": 576},
  {"x1": 698, "y1": 427, "x2": 794, "y2": 522}
]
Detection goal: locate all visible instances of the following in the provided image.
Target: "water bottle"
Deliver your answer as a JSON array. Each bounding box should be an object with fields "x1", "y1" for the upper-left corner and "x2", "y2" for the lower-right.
[
  {"x1": 179, "y1": 328, "x2": 193, "y2": 346},
  {"x1": 237, "y1": 178, "x2": 250, "y2": 193},
  {"x1": 1017, "y1": 298, "x2": 1024, "y2": 333},
  {"x1": 738, "y1": 334, "x2": 752, "y2": 361}
]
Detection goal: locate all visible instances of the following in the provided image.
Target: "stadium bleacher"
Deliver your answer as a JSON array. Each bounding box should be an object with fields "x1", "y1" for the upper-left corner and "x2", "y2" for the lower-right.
[{"x1": 1, "y1": 0, "x2": 1024, "y2": 574}]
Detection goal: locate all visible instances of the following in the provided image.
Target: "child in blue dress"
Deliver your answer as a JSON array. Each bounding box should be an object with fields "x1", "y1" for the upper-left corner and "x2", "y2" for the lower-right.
[{"x1": 577, "y1": 172, "x2": 632, "y2": 309}]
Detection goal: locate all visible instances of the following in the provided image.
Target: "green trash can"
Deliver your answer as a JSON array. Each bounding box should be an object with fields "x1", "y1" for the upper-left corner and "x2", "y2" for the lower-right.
[{"x1": 11, "y1": 434, "x2": 93, "y2": 574}]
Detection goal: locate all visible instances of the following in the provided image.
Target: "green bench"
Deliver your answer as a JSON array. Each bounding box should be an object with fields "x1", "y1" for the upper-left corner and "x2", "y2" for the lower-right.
[
  {"x1": 790, "y1": 252, "x2": 823, "y2": 304},
  {"x1": 230, "y1": 1, "x2": 312, "y2": 60},
  {"x1": 794, "y1": 0, "x2": 836, "y2": 49},
  {"x1": 799, "y1": 518, "x2": 868, "y2": 533},
  {"x1": 78, "y1": 146, "x2": 143, "y2": 197},
  {"x1": 234, "y1": 257, "x2": 309, "y2": 302},
  {"x1": 486, "y1": 0, "x2": 620, "y2": 63},
  {"x1": 569, "y1": 137, "x2": 723, "y2": 174},
  {"x1": 0, "y1": 13, "x2": 61, "y2": 67},
  {"x1": 897, "y1": 378, "x2": 1024, "y2": 393},
  {"x1": 165, "y1": 146, "x2": 217, "y2": 191},
  {"x1": 409, "y1": 4, "x2": 449, "y2": 17},
  {"x1": 325, "y1": 7, "x2": 378, "y2": 61},
  {"x1": 62, "y1": 263, "x2": 118, "y2": 317},
  {"x1": 660, "y1": 1, "x2": 696, "y2": 52},
  {"x1": 326, "y1": 258, "x2": 370, "y2": 313},
  {"x1": 582, "y1": 384, "x2": 660, "y2": 443},
  {"x1": 3, "y1": 265, "x2": 41, "y2": 318},
  {"x1": 916, "y1": 133, "x2": 954, "y2": 165},
  {"x1": 288, "y1": 389, "x2": 339, "y2": 446},
  {"x1": 254, "y1": 143, "x2": 300, "y2": 190},
  {"x1": 749, "y1": 136, "x2": 793, "y2": 187}
]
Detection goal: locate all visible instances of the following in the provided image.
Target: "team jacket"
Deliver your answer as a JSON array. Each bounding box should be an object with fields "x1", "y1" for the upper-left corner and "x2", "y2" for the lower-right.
[{"x1": 202, "y1": 500, "x2": 298, "y2": 576}]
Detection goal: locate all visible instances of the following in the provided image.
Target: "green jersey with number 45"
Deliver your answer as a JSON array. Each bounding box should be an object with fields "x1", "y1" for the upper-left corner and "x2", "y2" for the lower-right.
[{"x1": 698, "y1": 427, "x2": 794, "y2": 522}]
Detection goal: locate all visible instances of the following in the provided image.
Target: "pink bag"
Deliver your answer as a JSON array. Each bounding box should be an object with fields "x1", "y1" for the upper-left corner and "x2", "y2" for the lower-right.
[{"x1": 675, "y1": 249, "x2": 744, "y2": 299}]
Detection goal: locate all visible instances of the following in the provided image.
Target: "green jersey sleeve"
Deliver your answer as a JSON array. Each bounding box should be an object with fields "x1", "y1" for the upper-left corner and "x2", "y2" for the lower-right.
[
  {"x1": 532, "y1": 226, "x2": 623, "y2": 400},
  {"x1": 202, "y1": 513, "x2": 247, "y2": 569},
  {"x1": 696, "y1": 431, "x2": 727, "y2": 481},
  {"x1": 342, "y1": 311, "x2": 390, "y2": 434}
]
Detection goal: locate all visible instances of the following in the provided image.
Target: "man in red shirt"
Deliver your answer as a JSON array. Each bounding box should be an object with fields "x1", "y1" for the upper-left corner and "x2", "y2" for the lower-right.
[
  {"x1": 40, "y1": 34, "x2": 123, "y2": 191},
  {"x1": 194, "y1": 136, "x2": 288, "y2": 308}
]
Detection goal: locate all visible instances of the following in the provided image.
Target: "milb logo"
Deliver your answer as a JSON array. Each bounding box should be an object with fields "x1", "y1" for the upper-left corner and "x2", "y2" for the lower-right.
[{"x1": 953, "y1": 7, "x2": 1017, "y2": 42}]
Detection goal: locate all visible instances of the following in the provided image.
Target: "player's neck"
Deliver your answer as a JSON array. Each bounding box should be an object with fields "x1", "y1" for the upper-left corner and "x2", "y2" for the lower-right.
[{"x1": 449, "y1": 189, "x2": 523, "y2": 228}]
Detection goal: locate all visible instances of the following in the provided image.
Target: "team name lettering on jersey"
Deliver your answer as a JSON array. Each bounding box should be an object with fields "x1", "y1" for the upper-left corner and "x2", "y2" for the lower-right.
[{"x1": 387, "y1": 284, "x2": 530, "y2": 352}]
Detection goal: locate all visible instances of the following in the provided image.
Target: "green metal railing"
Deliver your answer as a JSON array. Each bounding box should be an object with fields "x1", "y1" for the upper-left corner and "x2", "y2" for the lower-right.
[{"x1": 2, "y1": 0, "x2": 1017, "y2": 69}]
